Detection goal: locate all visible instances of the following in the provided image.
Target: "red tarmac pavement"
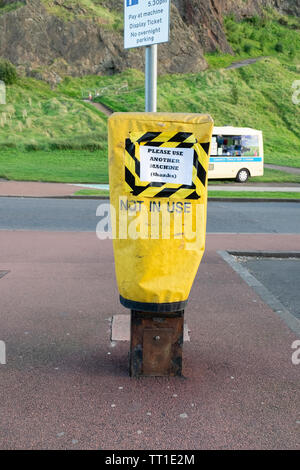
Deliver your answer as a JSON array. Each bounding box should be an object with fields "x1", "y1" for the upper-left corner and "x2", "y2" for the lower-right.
[
  {"x1": 0, "y1": 181, "x2": 85, "y2": 197},
  {"x1": 0, "y1": 231, "x2": 299, "y2": 450},
  {"x1": 1, "y1": 180, "x2": 300, "y2": 198}
]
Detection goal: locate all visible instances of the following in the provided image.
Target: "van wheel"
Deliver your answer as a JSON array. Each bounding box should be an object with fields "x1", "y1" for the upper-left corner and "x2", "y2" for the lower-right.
[{"x1": 236, "y1": 168, "x2": 250, "y2": 183}]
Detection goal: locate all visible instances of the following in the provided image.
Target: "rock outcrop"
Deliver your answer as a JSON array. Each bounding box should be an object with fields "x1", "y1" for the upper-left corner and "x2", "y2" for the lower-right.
[{"x1": 0, "y1": 0, "x2": 299, "y2": 83}]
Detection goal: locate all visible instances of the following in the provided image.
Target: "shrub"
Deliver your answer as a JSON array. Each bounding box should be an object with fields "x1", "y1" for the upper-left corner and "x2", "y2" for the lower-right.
[
  {"x1": 229, "y1": 32, "x2": 242, "y2": 44},
  {"x1": 278, "y1": 17, "x2": 289, "y2": 27},
  {"x1": 246, "y1": 16, "x2": 261, "y2": 27},
  {"x1": 0, "y1": 59, "x2": 18, "y2": 84},
  {"x1": 275, "y1": 42, "x2": 284, "y2": 53},
  {"x1": 244, "y1": 43, "x2": 252, "y2": 54},
  {"x1": 225, "y1": 18, "x2": 236, "y2": 33}
]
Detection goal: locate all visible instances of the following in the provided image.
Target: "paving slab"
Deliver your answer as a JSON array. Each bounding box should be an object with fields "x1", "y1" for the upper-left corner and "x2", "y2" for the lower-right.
[{"x1": 0, "y1": 231, "x2": 299, "y2": 450}]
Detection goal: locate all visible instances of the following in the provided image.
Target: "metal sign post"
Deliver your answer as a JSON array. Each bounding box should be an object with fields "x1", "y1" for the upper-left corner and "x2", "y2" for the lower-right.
[
  {"x1": 124, "y1": 0, "x2": 170, "y2": 112},
  {"x1": 145, "y1": 44, "x2": 157, "y2": 112}
]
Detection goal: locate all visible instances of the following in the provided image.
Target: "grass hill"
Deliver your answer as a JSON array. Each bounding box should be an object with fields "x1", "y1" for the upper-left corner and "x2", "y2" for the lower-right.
[{"x1": 0, "y1": 8, "x2": 299, "y2": 183}]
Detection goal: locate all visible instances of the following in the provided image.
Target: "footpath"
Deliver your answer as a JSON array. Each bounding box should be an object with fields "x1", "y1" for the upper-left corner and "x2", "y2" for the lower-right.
[{"x1": 0, "y1": 180, "x2": 300, "y2": 198}]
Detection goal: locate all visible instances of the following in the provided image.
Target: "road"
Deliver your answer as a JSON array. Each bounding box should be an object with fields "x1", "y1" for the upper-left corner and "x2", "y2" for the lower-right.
[
  {"x1": 0, "y1": 198, "x2": 299, "y2": 233},
  {"x1": 240, "y1": 257, "x2": 300, "y2": 321}
]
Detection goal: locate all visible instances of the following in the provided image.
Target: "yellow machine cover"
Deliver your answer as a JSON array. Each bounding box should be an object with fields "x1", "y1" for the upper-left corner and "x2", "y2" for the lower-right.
[{"x1": 108, "y1": 112, "x2": 214, "y2": 313}]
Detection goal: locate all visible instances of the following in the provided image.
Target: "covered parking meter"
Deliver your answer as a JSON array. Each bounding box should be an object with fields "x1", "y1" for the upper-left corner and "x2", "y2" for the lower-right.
[{"x1": 108, "y1": 112, "x2": 214, "y2": 376}]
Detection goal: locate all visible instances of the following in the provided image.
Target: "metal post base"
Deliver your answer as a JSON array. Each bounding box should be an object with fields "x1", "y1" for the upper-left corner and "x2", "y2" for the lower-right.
[{"x1": 130, "y1": 310, "x2": 184, "y2": 377}]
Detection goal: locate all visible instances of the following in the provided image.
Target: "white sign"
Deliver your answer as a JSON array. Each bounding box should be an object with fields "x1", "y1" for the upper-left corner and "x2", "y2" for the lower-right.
[
  {"x1": 139, "y1": 145, "x2": 194, "y2": 185},
  {"x1": 124, "y1": 0, "x2": 170, "y2": 49}
]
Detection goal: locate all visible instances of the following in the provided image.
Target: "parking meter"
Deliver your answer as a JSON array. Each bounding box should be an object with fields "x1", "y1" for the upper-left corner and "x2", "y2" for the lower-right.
[{"x1": 109, "y1": 112, "x2": 213, "y2": 376}]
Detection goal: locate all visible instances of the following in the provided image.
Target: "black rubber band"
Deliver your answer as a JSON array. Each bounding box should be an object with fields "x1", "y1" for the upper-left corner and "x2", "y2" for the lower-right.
[{"x1": 120, "y1": 295, "x2": 188, "y2": 313}]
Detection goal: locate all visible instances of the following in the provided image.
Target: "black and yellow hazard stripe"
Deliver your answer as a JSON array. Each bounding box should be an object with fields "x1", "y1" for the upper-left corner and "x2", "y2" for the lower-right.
[{"x1": 125, "y1": 131, "x2": 210, "y2": 199}]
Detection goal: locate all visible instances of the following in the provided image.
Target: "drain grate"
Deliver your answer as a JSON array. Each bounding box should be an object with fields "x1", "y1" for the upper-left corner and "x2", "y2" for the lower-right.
[{"x1": 0, "y1": 271, "x2": 9, "y2": 280}]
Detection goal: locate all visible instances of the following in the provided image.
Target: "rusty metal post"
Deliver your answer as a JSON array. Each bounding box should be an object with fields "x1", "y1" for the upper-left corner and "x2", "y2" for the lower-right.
[{"x1": 130, "y1": 310, "x2": 184, "y2": 377}]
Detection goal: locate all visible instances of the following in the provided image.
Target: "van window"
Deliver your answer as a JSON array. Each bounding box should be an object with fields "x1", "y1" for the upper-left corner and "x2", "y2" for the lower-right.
[{"x1": 211, "y1": 135, "x2": 260, "y2": 157}]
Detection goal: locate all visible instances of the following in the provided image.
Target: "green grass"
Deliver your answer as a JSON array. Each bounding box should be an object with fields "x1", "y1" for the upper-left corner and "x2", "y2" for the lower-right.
[
  {"x1": 0, "y1": 1, "x2": 23, "y2": 16},
  {"x1": 252, "y1": 169, "x2": 300, "y2": 183},
  {"x1": 205, "y1": 10, "x2": 300, "y2": 70},
  {"x1": 0, "y1": 77, "x2": 109, "y2": 182},
  {"x1": 58, "y1": 72, "x2": 132, "y2": 100},
  {"x1": 208, "y1": 191, "x2": 300, "y2": 199},
  {"x1": 0, "y1": 149, "x2": 108, "y2": 182},
  {"x1": 208, "y1": 168, "x2": 300, "y2": 184},
  {"x1": 40, "y1": 0, "x2": 122, "y2": 30},
  {"x1": 1, "y1": 57, "x2": 300, "y2": 182},
  {"x1": 224, "y1": 11, "x2": 300, "y2": 60},
  {"x1": 94, "y1": 59, "x2": 300, "y2": 168},
  {"x1": 204, "y1": 53, "x2": 240, "y2": 70},
  {"x1": 0, "y1": 77, "x2": 108, "y2": 150},
  {"x1": 73, "y1": 189, "x2": 300, "y2": 199},
  {"x1": 74, "y1": 189, "x2": 109, "y2": 196}
]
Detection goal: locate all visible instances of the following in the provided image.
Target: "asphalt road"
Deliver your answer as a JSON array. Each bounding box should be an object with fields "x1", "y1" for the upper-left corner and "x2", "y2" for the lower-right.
[
  {"x1": 0, "y1": 198, "x2": 300, "y2": 233},
  {"x1": 241, "y1": 258, "x2": 300, "y2": 321}
]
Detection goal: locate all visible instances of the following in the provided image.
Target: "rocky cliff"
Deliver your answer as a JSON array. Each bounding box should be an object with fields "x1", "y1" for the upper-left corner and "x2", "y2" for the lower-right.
[{"x1": 0, "y1": 0, "x2": 299, "y2": 83}]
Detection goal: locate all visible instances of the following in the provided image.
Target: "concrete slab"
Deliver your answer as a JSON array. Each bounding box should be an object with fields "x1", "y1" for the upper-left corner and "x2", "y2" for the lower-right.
[
  {"x1": 111, "y1": 314, "x2": 191, "y2": 342},
  {"x1": 70, "y1": 183, "x2": 109, "y2": 191}
]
